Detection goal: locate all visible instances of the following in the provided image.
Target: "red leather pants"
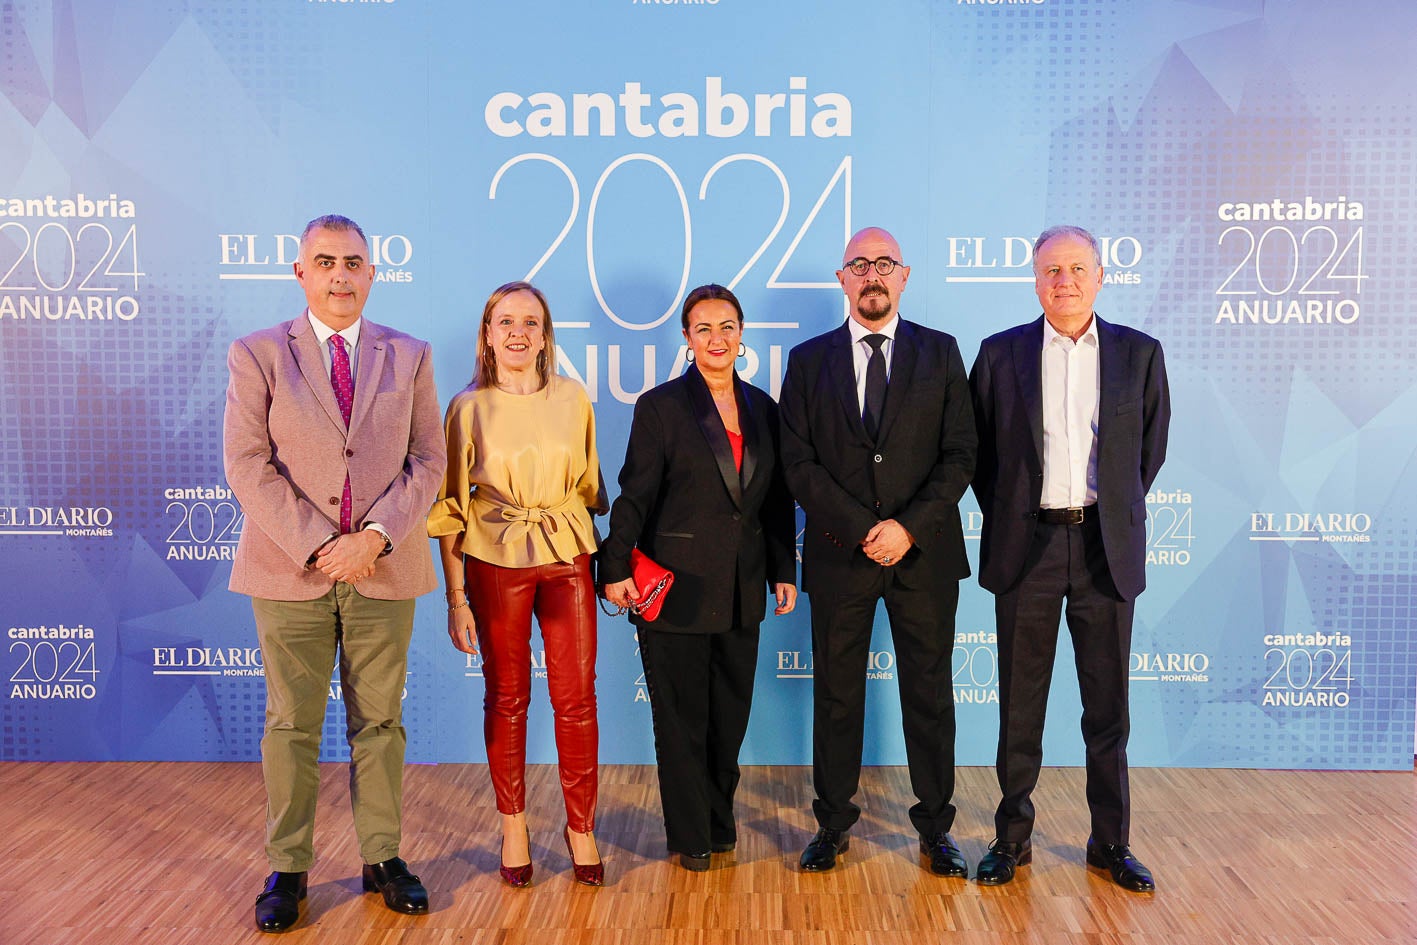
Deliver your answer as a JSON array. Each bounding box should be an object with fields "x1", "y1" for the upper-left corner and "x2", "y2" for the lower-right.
[{"x1": 465, "y1": 553, "x2": 598, "y2": 833}]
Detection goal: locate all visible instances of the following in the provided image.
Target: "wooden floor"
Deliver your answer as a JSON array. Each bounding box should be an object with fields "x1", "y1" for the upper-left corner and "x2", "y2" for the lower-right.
[{"x1": 1, "y1": 762, "x2": 1413, "y2": 944}]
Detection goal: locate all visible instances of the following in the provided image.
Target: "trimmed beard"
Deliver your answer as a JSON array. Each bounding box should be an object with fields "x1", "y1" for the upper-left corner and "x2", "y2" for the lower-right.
[{"x1": 855, "y1": 290, "x2": 893, "y2": 323}]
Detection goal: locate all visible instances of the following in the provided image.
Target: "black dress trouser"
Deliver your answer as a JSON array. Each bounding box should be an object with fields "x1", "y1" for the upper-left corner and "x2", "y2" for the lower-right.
[
  {"x1": 808, "y1": 569, "x2": 959, "y2": 839},
  {"x1": 638, "y1": 621, "x2": 761, "y2": 855},
  {"x1": 993, "y1": 515, "x2": 1134, "y2": 846}
]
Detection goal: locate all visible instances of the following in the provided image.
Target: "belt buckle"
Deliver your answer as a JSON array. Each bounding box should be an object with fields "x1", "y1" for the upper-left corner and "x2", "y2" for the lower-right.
[{"x1": 1041, "y1": 506, "x2": 1086, "y2": 525}]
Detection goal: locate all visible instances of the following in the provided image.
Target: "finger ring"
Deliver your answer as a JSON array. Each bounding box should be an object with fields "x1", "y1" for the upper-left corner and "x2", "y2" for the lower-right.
[{"x1": 883, "y1": 556, "x2": 892, "y2": 564}]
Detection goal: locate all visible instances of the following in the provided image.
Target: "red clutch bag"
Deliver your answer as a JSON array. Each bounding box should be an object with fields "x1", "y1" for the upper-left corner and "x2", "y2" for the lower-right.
[{"x1": 628, "y1": 548, "x2": 675, "y2": 621}]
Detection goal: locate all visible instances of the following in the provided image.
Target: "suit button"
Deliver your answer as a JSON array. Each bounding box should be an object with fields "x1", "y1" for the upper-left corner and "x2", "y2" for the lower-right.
[
  {"x1": 731, "y1": 513, "x2": 741, "y2": 521},
  {"x1": 328, "y1": 497, "x2": 339, "y2": 506},
  {"x1": 874, "y1": 454, "x2": 883, "y2": 463},
  {"x1": 345, "y1": 449, "x2": 354, "y2": 457}
]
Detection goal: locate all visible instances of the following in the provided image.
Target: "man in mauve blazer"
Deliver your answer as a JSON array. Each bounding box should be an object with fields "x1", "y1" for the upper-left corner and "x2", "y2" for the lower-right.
[
  {"x1": 779, "y1": 227, "x2": 977, "y2": 877},
  {"x1": 969, "y1": 225, "x2": 1170, "y2": 893},
  {"x1": 224, "y1": 215, "x2": 444, "y2": 932}
]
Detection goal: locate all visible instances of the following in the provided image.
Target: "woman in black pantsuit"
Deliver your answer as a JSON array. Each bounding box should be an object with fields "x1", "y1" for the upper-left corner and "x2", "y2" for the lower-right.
[{"x1": 601, "y1": 284, "x2": 797, "y2": 871}]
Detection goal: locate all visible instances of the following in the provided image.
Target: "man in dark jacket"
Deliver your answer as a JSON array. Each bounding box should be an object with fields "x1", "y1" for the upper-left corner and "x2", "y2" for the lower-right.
[
  {"x1": 969, "y1": 225, "x2": 1170, "y2": 893},
  {"x1": 779, "y1": 226, "x2": 977, "y2": 877}
]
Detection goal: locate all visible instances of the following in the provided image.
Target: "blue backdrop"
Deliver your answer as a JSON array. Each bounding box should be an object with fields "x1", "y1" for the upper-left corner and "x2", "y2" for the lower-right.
[{"x1": 2, "y1": 0, "x2": 1414, "y2": 770}]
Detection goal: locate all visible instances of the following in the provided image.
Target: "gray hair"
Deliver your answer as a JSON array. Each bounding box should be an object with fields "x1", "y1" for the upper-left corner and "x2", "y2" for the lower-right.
[
  {"x1": 1034, "y1": 225, "x2": 1100, "y2": 268},
  {"x1": 300, "y1": 213, "x2": 367, "y2": 249}
]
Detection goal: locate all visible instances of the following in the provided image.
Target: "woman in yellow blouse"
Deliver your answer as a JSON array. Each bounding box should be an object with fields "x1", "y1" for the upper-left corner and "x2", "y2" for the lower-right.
[{"x1": 428, "y1": 281, "x2": 607, "y2": 887}]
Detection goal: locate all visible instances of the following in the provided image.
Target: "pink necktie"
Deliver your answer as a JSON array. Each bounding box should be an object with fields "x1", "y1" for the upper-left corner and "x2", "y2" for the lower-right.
[{"x1": 330, "y1": 335, "x2": 354, "y2": 533}]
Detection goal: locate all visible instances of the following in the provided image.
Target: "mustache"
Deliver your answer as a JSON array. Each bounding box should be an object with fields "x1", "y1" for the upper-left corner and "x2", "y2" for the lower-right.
[{"x1": 859, "y1": 284, "x2": 888, "y2": 297}]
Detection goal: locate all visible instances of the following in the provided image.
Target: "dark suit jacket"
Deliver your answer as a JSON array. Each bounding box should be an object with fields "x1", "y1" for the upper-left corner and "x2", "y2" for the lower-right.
[
  {"x1": 779, "y1": 319, "x2": 977, "y2": 596},
  {"x1": 969, "y1": 315, "x2": 1170, "y2": 601},
  {"x1": 600, "y1": 366, "x2": 796, "y2": 634}
]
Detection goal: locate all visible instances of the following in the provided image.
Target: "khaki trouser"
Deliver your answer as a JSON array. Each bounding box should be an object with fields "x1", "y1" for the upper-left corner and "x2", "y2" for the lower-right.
[{"x1": 252, "y1": 585, "x2": 415, "y2": 872}]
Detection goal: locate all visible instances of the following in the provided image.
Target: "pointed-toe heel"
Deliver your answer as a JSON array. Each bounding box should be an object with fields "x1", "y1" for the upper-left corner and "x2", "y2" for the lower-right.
[
  {"x1": 500, "y1": 825, "x2": 533, "y2": 888},
  {"x1": 499, "y1": 861, "x2": 534, "y2": 887},
  {"x1": 563, "y1": 826, "x2": 604, "y2": 887}
]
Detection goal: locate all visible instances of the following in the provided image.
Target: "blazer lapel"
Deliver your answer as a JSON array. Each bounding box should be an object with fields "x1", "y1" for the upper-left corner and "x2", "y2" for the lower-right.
[
  {"x1": 736, "y1": 376, "x2": 759, "y2": 493},
  {"x1": 685, "y1": 367, "x2": 744, "y2": 509},
  {"x1": 288, "y1": 316, "x2": 347, "y2": 432},
  {"x1": 874, "y1": 318, "x2": 917, "y2": 444},
  {"x1": 1095, "y1": 315, "x2": 1126, "y2": 436},
  {"x1": 826, "y1": 324, "x2": 870, "y2": 445},
  {"x1": 1011, "y1": 316, "x2": 1046, "y2": 462},
  {"x1": 348, "y1": 321, "x2": 386, "y2": 435}
]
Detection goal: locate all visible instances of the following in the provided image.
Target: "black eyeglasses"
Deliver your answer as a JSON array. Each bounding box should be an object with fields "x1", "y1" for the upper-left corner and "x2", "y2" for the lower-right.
[{"x1": 843, "y1": 256, "x2": 903, "y2": 277}]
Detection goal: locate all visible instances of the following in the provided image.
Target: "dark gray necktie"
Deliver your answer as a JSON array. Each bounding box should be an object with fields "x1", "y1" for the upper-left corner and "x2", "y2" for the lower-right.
[{"x1": 862, "y1": 333, "x2": 887, "y2": 440}]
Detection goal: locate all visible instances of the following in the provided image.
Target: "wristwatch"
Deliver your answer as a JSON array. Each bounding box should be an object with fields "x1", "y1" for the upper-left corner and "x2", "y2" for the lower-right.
[{"x1": 362, "y1": 524, "x2": 394, "y2": 557}]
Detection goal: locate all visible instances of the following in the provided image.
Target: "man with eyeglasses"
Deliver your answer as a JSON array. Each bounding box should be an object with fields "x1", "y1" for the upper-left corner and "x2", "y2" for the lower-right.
[{"x1": 779, "y1": 226, "x2": 977, "y2": 876}]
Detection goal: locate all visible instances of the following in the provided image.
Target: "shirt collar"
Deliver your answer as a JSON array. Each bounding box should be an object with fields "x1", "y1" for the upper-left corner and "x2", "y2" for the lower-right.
[
  {"x1": 307, "y1": 309, "x2": 362, "y2": 350},
  {"x1": 848, "y1": 312, "x2": 899, "y2": 346},
  {"x1": 1043, "y1": 313, "x2": 1098, "y2": 348}
]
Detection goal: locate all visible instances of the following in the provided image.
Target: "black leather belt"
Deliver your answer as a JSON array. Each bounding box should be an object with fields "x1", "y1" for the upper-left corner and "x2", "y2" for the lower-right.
[{"x1": 1038, "y1": 506, "x2": 1093, "y2": 525}]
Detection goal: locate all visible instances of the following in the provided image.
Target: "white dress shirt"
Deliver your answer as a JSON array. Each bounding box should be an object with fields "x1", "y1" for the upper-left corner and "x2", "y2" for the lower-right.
[
  {"x1": 847, "y1": 312, "x2": 899, "y2": 414},
  {"x1": 1039, "y1": 315, "x2": 1100, "y2": 509},
  {"x1": 306, "y1": 310, "x2": 362, "y2": 383}
]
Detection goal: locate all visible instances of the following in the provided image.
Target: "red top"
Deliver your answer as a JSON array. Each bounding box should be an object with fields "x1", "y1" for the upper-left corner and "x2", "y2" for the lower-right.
[{"x1": 726, "y1": 429, "x2": 743, "y2": 472}]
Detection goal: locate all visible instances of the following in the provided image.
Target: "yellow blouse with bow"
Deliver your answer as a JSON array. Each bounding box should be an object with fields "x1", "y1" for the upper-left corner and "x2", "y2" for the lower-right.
[{"x1": 428, "y1": 375, "x2": 607, "y2": 567}]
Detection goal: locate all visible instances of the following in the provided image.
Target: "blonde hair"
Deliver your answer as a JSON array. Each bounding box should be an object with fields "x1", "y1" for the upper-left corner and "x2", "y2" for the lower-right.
[{"x1": 472, "y1": 281, "x2": 556, "y2": 390}]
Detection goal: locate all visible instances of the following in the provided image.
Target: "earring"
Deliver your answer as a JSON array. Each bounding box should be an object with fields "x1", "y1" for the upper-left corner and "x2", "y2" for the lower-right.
[
  {"x1": 738, "y1": 342, "x2": 746, "y2": 357},
  {"x1": 685, "y1": 349, "x2": 695, "y2": 362}
]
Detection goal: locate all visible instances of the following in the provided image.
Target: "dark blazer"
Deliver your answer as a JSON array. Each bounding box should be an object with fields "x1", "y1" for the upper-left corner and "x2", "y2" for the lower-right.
[
  {"x1": 778, "y1": 318, "x2": 977, "y2": 595},
  {"x1": 600, "y1": 366, "x2": 796, "y2": 634},
  {"x1": 969, "y1": 314, "x2": 1170, "y2": 601}
]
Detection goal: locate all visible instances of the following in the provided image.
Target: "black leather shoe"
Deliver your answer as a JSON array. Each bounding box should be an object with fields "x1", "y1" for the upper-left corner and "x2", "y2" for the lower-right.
[
  {"x1": 919, "y1": 831, "x2": 968, "y2": 877},
  {"x1": 254, "y1": 871, "x2": 307, "y2": 933},
  {"x1": 710, "y1": 839, "x2": 736, "y2": 854},
  {"x1": 1086, "y1": 839, "x2": 1156, "y2": 892},
  {"x1": 361, "y1": 857, "x2": 429, "y2": 914},
  {"x1": 800, "y1": 827, "x2": 850, "y2": 872},
  {"x1": 678, "y1": 851, "x2": 711, "y2": 872},
  {"x1": 975, "y1": 839, "x2": 1032, "y2": 885}
]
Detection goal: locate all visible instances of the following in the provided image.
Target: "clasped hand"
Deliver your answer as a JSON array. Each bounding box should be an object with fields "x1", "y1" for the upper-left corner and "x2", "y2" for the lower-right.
[
  {"x1": 861, "y1": 518, "x2": 913, "y2": 566},
  {"x1": 315, "y1": 530, "x2": 383, "y2": 584}
]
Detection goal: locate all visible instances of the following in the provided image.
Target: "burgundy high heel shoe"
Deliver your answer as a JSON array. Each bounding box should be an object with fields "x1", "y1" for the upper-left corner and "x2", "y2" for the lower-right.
[
  {"x1": 562, "y1": 826, "x2": 604, "y2": 887},
  {"x1": 500, "y1": 826, "x2": 533, "y2": 888}
]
